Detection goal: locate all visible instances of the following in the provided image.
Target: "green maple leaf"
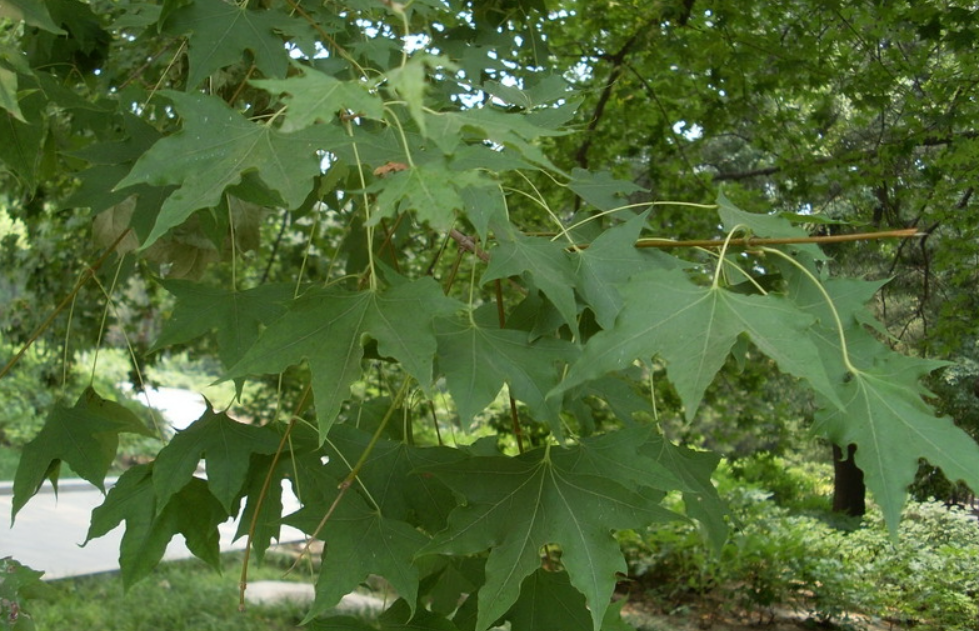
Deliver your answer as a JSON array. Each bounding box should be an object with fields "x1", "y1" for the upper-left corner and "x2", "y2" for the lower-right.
[
  {"x1": 0, "y1": 67, "x2": 24, "y2": 122},
  {"x1": 285, "y1": 461, "x2": 429, "y2": 621},
  {"x1": 815, "y1": 353, "x2": 979, "y2": 531},
  {"x1": 0, "y1": 557, "x2": 57, "y2": 631},
  {"x1": 378, "y1": 600, "x2": 461, "y2": 630},
  {"x1": 234, "y1": 455, "x2": 287, "y2": 563},
  {"x1": 553, "y1": 268, "x2": 841, "y2": 418},
  {"x1": 385, "y1": 56, "x2": 430, "y2": 135},
  {"x1": 85, "y1": 465, "x2": 227, "y2": 588},
  {"x1": 372, "y1": 162, "x2": 491, "y2": 230},
  {"x1": 12, "y1": 387, "x2": 154, "y2": 520},
  {"x1": 152, "y1": 408, "x2": 281, "y2": 514},
  {"x1": 638, "y1": 431, "x2": 727, "y2": 549},
  {"x1": 0, "y1": 0, "x2": 65, "y2": 33},
  {"x1": 501, "y1": 570, "x2": 632, "y2": 631},
  {"x1": 716, "y1": 190, "x2": 809, "y2": 239},
  {"x1": 164, "y1": 0, "x2": 290, "y2": 88},
  {"x1": 0, "y1": 89, "x2": 44, "y2": 191},
  {"x1": 321, "y1": 425, "x2": 462, "y2": 534},
  {"x1": 554, "y1": 425, "x2": 726, "y2": 547},
  {"x1": 781, "y1": 265, "x2": 979, "y2": 530},
  {"x1": 715, "y1": 192, "x2": 825, "y2": 259},
  {"x1": 252, "y1": 66, "x2": 384, "y2": 132},
  {"x1": 226, "y1": 277, "x2": 459, "y2": 442},
  {"x1": 459, "y1": 181, "x2": 507, "y2": 242},
  {"x1": 435, "y1": 314, "x2": 577, "y2": 430},
  {"x1": 450, "y1": 108, "x2": 568, "y2": 171},
  {"x1": 483, "y1": 232, "x2": 579, "y2": 333},
  {"x1": 568, "y1": 168, "x2": 645, "y2": 211},
  {"x1": 115, "y1": 91, "x2": 345, "y2": 248},
  {"x1": 481, "y1": 74, "x2": 569, "y2": 110},
  {"x1": 553, "y1": 425, "x2": 691, "y2": 494},
  {"x1": 572, "y1": 212, "x2": 658, "y2": 328},
  {"x1": 151, "y1": 280, "x2": 293, "y2": 369},
  {"x1": 421, "y1": 446, "x2": 677, "y2": 631}
]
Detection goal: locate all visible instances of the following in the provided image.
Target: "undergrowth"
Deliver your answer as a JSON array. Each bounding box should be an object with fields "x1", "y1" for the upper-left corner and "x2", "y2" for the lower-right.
[{"x1": 621, "y1": 456, "x2": 979, "y2": 630}]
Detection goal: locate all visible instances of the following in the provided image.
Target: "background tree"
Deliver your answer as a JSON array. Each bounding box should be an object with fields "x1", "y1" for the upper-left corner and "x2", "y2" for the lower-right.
[
  {"x1": 528, "y1": 0, "x2": 979, "y2": 514},
  {"x1": 3, "y1": 1, "x2": 979, "y2": 629}
]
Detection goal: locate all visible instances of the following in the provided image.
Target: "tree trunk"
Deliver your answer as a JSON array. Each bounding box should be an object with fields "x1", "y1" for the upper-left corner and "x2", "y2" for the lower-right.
[{"x1": 832, "y1": 443, "x2": 866, "y2": 516}]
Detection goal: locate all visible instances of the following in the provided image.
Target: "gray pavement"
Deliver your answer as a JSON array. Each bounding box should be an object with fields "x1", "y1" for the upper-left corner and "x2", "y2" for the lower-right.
[
  {"x1": 0, "y1": 386, "x2": 295, "y2": 580},
  {"x1": 1, "y1": 476, "x2": 304, "y2": 580}
]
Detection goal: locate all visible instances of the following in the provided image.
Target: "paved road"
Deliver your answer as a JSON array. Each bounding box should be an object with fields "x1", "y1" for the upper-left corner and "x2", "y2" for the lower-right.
[{"x1": 1, "y1": 477, "x2": 303, "y2": 580}]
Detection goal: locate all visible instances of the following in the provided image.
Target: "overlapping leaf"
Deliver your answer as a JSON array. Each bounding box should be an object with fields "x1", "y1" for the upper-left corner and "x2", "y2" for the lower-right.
[
  {"x1": 320, "y1": 424, "x2": 462, "y2": 534},
  {"x1": 151, "y1": 280, "x2": 293, "y2": 369},
  {"x1": 0, "y1": 67, "x2": 24, "y2": 121},
  {"x1": 554, "y1": 425, "x2": 726, "y2": 546},
  {"x1": 85, "y1": 465, "x2": 227, "y2": 588},
  {"x1": 0, "y1": 88, "x2": 44, "y2": 190},
  {"x1": 501, "y1": 570, "x2": 633, "y2": 631},
  {"x1": 372, "y1": 162, "x2": 492, "y2": 230},
  {"x1": 164, "y1": 0, "x2": 291, "y2": 88},
  {"x1": 448, "y1": 107, "x2": 570, "y2": 170},
  {"x1": 152, "y1": 408, "x2": 281, "y2": 514},
  {"x1": 252, "y1": 66, "x2": 384, "y2": 132},
  {"x1": 481, "y1": 74, "x2": 570, "y2": 110},
  {"x1": 116, "y1": 91, "x2": 346, "y2": 248},
  {"x1": 553, "y1": 425, "x2": 691, "y2": 494},
  {"x1": 571, "y1": 212, "x2": 657, "y2": 328},
  {"x1": 0, "y1": 0, "x2": 65, "y2": 33},
  {"x1": 234, "y1": 454, "x2": 287, "y2": 563},
  {"x1": 421, "y1": 446, "x2": 678, "y2": 631},
  {"x1": 435, "y1": 314, "x2": 577, "y2": 429},
  {"x1": 716, "y1": 191, "x2": 809, "y2": 239},
  {"x1": 639, "y1": 430, "x2": 727, "y2": 549},
  {"x1": 12, "y1": 387, "x2": 154, "y2": 520},
  {"x1": 285, "y1": 460, "x2": 429, "y2": 621},
  {"x1": 553, "y1": 268, "x2": 842, "y2": 418},
  {"x1": 226, "y1": 277, "x2": 459, "y2": 441},
  {"x1": 568, "y1": 168, "x2": 645, "y2": 211},
  {"x1": 482, "y1": 233, "x2": 579, "y2": 333},
  {"x1": 386, "y1": 56, "x2": 430, "y2": 135}
]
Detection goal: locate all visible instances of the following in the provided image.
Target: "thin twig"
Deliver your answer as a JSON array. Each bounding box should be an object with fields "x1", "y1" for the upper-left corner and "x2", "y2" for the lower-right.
[
  {"x1": 448, "y1": 226, "x2": 921, "y2": 258},
  {"x1": 284, "y1": 377, "x2": 412, "y2": 574},
  {"x1": 238, "y1": 384, "x2": 312, "y2": 610},
  {"x1": 495, "y1": 279, "x2": 524, "y2": 454},
  {"x1": 631, "y1": 228, "x2": 921, "y2": 250},
  {"x1": 448, "y1": 229, "x2": 489, "y2": 262}
]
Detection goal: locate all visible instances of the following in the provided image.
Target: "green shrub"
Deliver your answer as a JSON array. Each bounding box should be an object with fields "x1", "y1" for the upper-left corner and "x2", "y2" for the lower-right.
[
  {"x1": 0, "y1": 343, "x2": 59, "y2": 449},
  {"x1": 623, "y1": 474, "x2": 978, "y2": 629},
  {"x1": 847, "y1": 501, "x2": 979, "y2": 630},
  {"x1": 624, "y1": 487, "x2": 862, "y2": 625},
  {"x1": 725, "y1": 453, "x2": 834, "y2": 513}
]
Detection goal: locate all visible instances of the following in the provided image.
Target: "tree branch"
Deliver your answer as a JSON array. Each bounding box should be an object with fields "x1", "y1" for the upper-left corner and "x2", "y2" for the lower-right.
[
  {"x1": 712, "y1": 131, "x2": 979, "y2": 182},
  {"x1": 575, "y1": 29, "x2": 646, "y2": 170}
]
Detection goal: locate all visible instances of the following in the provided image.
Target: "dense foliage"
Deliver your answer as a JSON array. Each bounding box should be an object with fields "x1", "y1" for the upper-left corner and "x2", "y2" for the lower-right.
[
  {"x1": 623, "y1": 461, "x2": 979, "y2": 629},
  {"x1": 3, "y1": 1, "x2": 979, "y2": 629}
]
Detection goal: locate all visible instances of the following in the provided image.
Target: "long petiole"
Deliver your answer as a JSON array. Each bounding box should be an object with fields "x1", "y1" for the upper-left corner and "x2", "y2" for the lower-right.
[
  {"x1": 711, "y1": 224, "x2": 748, "y2": 290},
  {"x1": 760, "y1": 246, "x2": 859, "y2": 375}
]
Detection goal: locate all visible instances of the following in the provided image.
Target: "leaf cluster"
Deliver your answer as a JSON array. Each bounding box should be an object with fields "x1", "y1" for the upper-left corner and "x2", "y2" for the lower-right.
[{"x1": 2, "y1": 1, "x2": 979, "y2": 630}]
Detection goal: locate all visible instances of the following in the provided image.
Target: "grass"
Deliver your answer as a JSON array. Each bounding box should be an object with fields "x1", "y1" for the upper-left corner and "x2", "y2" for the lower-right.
[{"x1": 31, "y1": 552, "x2": 334, "y2": 631}]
